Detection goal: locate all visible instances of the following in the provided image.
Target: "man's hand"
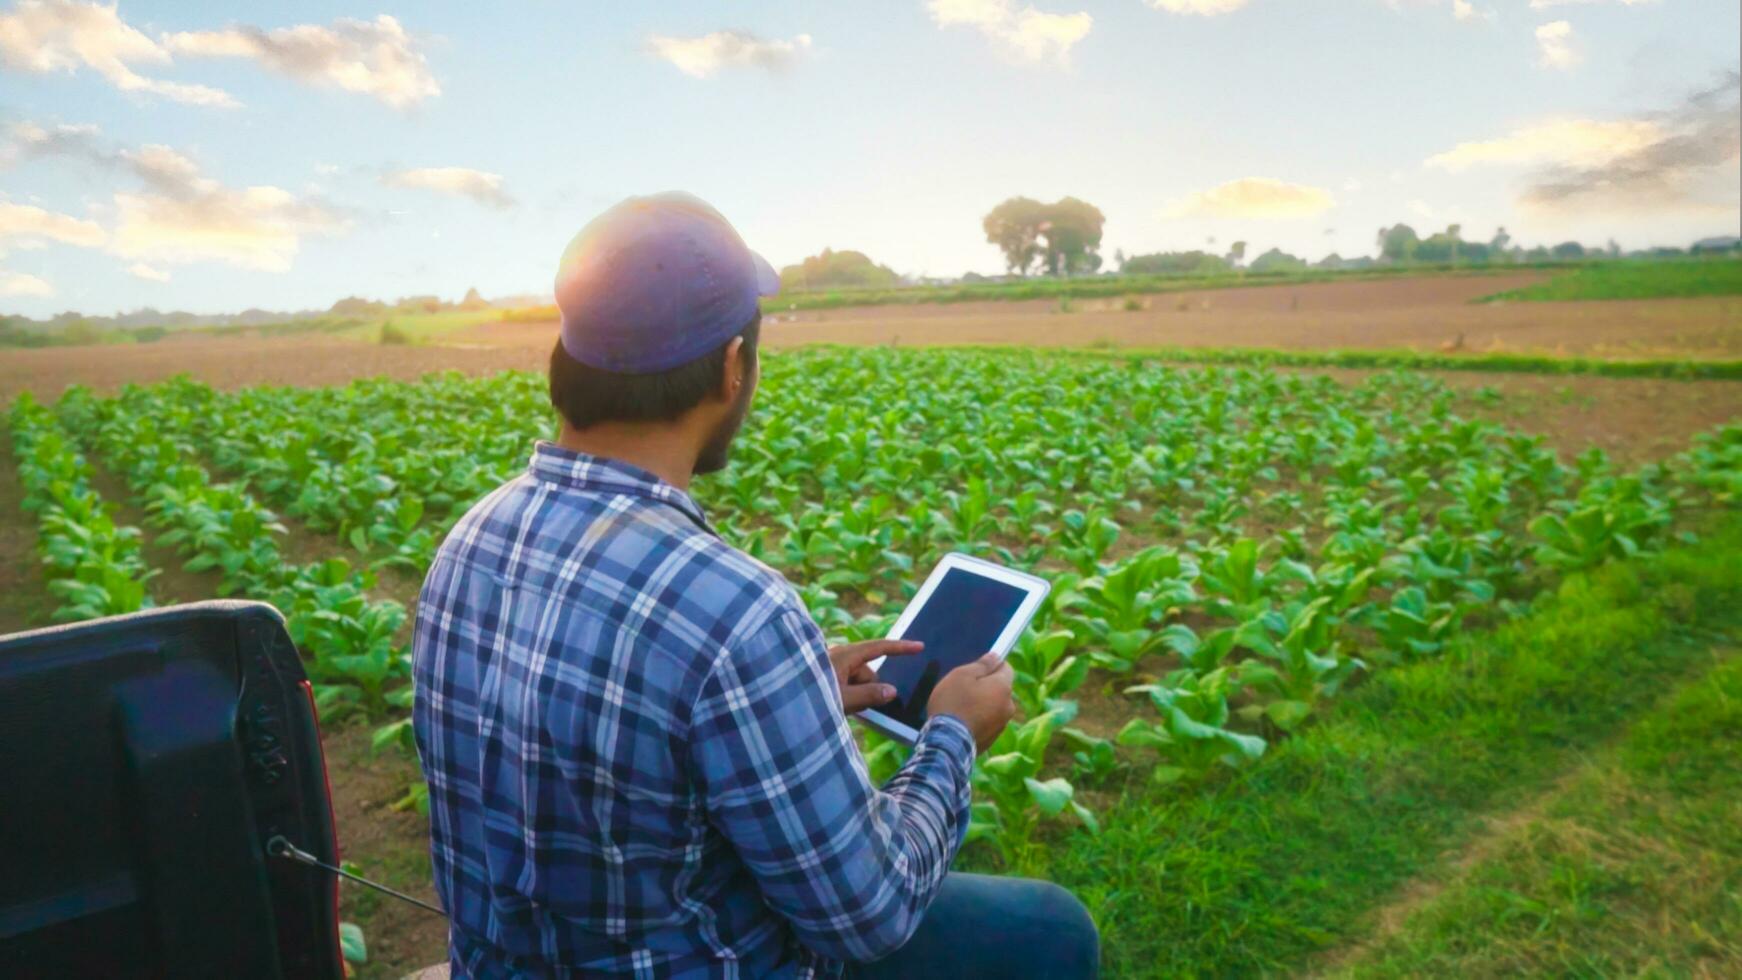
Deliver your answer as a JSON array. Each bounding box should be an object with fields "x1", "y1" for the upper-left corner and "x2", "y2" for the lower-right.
[
  {"x1": 927, "y1": 653, "x2": 1017, "y2": 753},
  {"x1": 828, "y1": 639, "x2": 922, "y2": 714}
]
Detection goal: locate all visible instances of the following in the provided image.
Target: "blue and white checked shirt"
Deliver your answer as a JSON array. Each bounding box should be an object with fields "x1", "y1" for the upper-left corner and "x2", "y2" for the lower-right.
[{"x1": 412, "y1": 443, "x2": 976, "y2": 978}]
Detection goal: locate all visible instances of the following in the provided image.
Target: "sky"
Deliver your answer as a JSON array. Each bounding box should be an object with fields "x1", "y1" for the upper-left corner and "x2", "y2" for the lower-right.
[{"x1": 0, "y1": 0, "x2": 1737, "y2": 318}]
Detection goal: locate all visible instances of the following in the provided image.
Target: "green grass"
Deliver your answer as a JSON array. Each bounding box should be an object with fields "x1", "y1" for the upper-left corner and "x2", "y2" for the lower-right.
[
  {"x1": 1484, "y1": 257, "x2": 1742, "y2": 302},
  {"x1": 330, "y1": 309, "x2": 502, "y2": 343},
  {"x1": 990, "y1": 519, "x2": 1742, "y2": 977},
  {"x1": 803, "y1": 342, "x2": 1742, "y2": 379},
  {"x1": 1335, "y1": 648, "x2": 1742, "y2": 976}
]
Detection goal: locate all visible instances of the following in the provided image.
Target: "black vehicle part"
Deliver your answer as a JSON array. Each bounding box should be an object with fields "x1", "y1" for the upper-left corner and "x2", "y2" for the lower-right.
[{"x1": 0, "y1": 601, "x2": 344, "y2": 979}]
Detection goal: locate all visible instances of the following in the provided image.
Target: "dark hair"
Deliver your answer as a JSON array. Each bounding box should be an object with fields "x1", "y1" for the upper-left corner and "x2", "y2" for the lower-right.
[{"x1": 549, "y1": 314, "x2": 760, "y2": 430}]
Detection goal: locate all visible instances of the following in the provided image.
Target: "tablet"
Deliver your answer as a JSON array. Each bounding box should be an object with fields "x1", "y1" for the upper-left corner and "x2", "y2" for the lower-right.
[{"x1": 856, "y1": 553, "x2": 1050, "y2": 745}]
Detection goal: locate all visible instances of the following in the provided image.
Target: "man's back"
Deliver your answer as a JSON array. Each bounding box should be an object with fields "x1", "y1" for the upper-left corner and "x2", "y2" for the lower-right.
[{"x1": 412, "y1": 443, "x2": 975, "y2": 978}]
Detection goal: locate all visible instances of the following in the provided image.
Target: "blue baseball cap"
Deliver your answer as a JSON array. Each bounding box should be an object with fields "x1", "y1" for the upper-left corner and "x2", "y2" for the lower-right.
[{"x1": 554, "y1": 192, "x2": 780, "y2": 374}]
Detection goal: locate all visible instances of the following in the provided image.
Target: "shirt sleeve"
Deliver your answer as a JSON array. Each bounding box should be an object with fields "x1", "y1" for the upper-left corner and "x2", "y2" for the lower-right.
[{"x1": 687, "y1": 605, "x2": 976, "y2": 964}]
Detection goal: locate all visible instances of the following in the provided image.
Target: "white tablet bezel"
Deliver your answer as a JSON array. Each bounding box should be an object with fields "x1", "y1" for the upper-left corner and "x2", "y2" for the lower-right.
[{"x1": 854, "y1": 552, "x2": 1050, "y2": 746}]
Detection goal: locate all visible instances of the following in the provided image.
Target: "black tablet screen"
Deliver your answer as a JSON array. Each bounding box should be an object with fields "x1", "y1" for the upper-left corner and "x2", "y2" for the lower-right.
[{"x1": 876, "y1": 568, "x2": 1029, "y2": 732}]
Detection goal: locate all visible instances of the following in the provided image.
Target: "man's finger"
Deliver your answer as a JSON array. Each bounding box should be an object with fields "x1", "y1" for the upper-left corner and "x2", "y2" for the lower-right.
[
  {"x1": 976, "y1": 652, "x2": 1010, "y2": 677},
  {"x1": 832, "y1": 639, "x2": 923, "y2": 671},
  {"x1": 841, "y1": 682, "x2": 898, "y2": 714},
  {"x1": 848, "y1": 663, "x2": 879, "y2": 686}
]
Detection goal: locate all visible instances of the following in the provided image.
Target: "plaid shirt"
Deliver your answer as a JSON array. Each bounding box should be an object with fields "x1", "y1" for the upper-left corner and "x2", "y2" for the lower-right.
[{"x1": 412, "y1": 443, "x2": 976, "y2": 978}]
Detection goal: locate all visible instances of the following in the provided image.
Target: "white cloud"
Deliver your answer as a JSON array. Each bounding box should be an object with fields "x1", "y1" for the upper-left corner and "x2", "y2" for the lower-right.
[
  {"x1": 0, "y1": 269, "x2": 52, "y2": 296},
  {"x1": 0, "y1": 199, "x2": 106, "y2": 250},
  {"x1": 1426, "y1": 118, "x2": 1662, "y2": 171},
  {"x1": 0, "y1": 0, "x2": 237, "y2": 106},
  {"x1": 1535, "y1": 21, "x2": 1578, "y2": 71},
  {"x1": 1424, "y1": 75, "x2": 1740, "y2": 215},
  {"x1": 126, "y1": 261, "x2": 169, "y2": 281},
  {"x1": 164, "y1": 15, "x2": 438, "y2": 109},
  {"x1": 1522, "y1": 74, "x2": 1741, "y2": 213},
  {"x1": 107, "y1": 151, "x2": 346, "y2": 271},
  {"x1": 1451, "y1": 0, "x2": 1494, "y2": 22},
  {"x1": 928, "y1": 0, "x2": 1092, "y2": 65},
  {"x1": 381, "y1": 167, "x2": 514, "y2": 209},
  {"x1": 1342, "y1": 178, "x2": 1363, "y2": 192},
  {"x1": 645, "y1": 30, "x2": 812, "y2": 78},
  {"x1": 1408, "y1": 199, "x2": 1437, "y2": 219},
  {"x1": 1162, "y1": 177, "x2": 1336, "y2": 219},
  {"x1": 1143, "y1": 0, "x2": 1249, "y2": 15},
  {"x1": 3, "y1": 122, "x2": 348, "y2": 271}
]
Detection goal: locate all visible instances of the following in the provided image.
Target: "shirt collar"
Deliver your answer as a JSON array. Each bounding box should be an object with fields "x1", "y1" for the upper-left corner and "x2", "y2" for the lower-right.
[{"x1": 527, "y1": 441, "x2": 712, "y2": 533}]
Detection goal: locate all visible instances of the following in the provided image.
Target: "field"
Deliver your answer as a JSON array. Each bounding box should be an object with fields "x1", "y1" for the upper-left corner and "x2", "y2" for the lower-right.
[
  {"x1": 3, "y1": 272, "x2": 1741, "y2": 977},
  {"x1": 1484, "y1": 256, "x2": 1742, "y2": 303}
]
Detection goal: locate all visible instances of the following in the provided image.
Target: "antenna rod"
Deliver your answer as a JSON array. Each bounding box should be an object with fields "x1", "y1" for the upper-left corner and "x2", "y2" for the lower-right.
[{"x1": 267, "y1": 835, "x2": 447, "y2": 918}]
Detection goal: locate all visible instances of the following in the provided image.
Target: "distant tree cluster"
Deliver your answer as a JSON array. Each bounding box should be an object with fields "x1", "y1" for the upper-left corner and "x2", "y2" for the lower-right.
[
  {"x1": 1375, "y1": 224, "x2": 1621, "y2": 265},
  {"x1": 328, "y1": 288, "x2": 492, "y2": 316},
  {"x1": 1120, "y1": 250, "x2": 1230, "y2": 276},
  {"x1": 983, "y1": 197, "x2": 1107, "y2": 276},
  {"x1": 778, "y1": 248, "x2": 900, "y2": 291}
]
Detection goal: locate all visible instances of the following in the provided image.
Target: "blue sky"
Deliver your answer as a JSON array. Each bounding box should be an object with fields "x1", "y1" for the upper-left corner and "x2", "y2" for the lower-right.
[{"x1": 0, "y1": 0, "x2": 1737, "y2": 317}]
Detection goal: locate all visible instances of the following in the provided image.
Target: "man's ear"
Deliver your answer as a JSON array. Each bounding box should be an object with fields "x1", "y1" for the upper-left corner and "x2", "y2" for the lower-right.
[{"x1": 718, "y1": 336, "x2": 746, "y2": 402}]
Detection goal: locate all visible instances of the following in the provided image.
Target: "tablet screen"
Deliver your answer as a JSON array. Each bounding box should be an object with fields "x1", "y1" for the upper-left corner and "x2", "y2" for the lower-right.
[{"x1": 877, "y1": 568, "x2": 1031, "y2": 731}]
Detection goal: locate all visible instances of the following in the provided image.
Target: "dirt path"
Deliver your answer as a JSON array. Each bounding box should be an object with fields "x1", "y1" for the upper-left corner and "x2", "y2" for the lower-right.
[
  {"x1": 1309, "y1": 643, "x2": 1739, "y2": 976},
  {"x1": 1308, "y1": 764, "x2": 1592, "y2": 976}
]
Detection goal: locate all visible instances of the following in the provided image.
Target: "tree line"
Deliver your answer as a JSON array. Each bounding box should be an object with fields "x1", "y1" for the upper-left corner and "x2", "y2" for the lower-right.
[{"x1": 758, "y1": 195, "x2": 1739, "y2": 292}]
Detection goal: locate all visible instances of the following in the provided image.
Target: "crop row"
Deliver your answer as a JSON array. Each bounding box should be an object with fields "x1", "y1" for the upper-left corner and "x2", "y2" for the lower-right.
[
  {"x1": 6, "y1": 393, "x2": 154, "y2": 622},
  {"x1": 53, "y1": 387, "x2": 417, "y2": 759}
]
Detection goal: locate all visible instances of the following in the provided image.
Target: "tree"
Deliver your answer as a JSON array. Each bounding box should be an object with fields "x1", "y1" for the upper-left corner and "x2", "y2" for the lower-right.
[
  {"x1": 983, "y1": 197, "x2": 1049, "y2": 276},
  {"x1": 1122, "y1": 251, "x2": 1231, "y2": 276},
  {"x1": 1489, "y1": 227, "x2": 1512, "y2": 263},
  {"x1": 1114, "y1": 248, "x2": 1126, "y2": 270},
  {"x1": 1248, "y1": 247, "x2": 1307, "y2": 273},
  {"x1": 1039, "y1": 197, "x2": 1106, "y2": 276},
  {"x1": 779, "y1": 248, "x2": 900, "y2": 291},
  {"x1": 1377, "y1": 224, "x2": 1419, "y2": 263},
  {"x1": 983, "y1": 196, "x2": 1106, "y2": 277},
  {"x1": 459, "y1": 287, "x2": 490, "y2": 311},
  {"x1": 330, "y1": 296, "x2": 388, "y2": 317},
  {"x1": 1552, "y1": 241, "x2": 1586, "y2": 260},
  {"x1": 1226, "y1": 241, "x2": 1247, "y2": 268}
]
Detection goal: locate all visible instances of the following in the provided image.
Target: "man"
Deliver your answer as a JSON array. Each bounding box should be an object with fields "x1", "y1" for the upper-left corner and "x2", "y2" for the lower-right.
[{"x1": 412, "y1": 192, "x2": 1099, "y2": 978}]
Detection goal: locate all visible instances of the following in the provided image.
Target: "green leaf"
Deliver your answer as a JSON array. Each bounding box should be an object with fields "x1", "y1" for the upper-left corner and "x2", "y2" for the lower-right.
[
  {"x1": 1152, "y1": 765, "x2": 1187, "y2": 785},
  {"x1": 338, "y1": 921, "x2": 367, "y2": 964},
  {"x1": 1264, "y1": 699, "x2": 1312, "y2": 731},
  {"x1": 1023, "y1": 776, "x2": 1074, "y2": 816},
  {"x1": 1068, "y1": 799, "x2": 1101, "y2": 835}
]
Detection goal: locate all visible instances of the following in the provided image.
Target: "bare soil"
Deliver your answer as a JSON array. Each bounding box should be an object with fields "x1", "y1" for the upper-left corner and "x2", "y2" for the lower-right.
[
  {"x1": 5, "y1": 275, "x2": 1741, "y2": 407},
  {"x1": 464, "y1": 274, "x2": 1742, "y2": 361},
  {"x1": 321, "y1": 721, "x2": 448, "y2": 978},
  {"x1": 0, "y1": 337, "x2": 542, "y2": 403}
]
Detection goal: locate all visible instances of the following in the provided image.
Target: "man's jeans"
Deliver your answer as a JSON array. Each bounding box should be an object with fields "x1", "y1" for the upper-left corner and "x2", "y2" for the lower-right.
[{"x1": 845, "y1": 873, "x2": 1099, "y2": 979}]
